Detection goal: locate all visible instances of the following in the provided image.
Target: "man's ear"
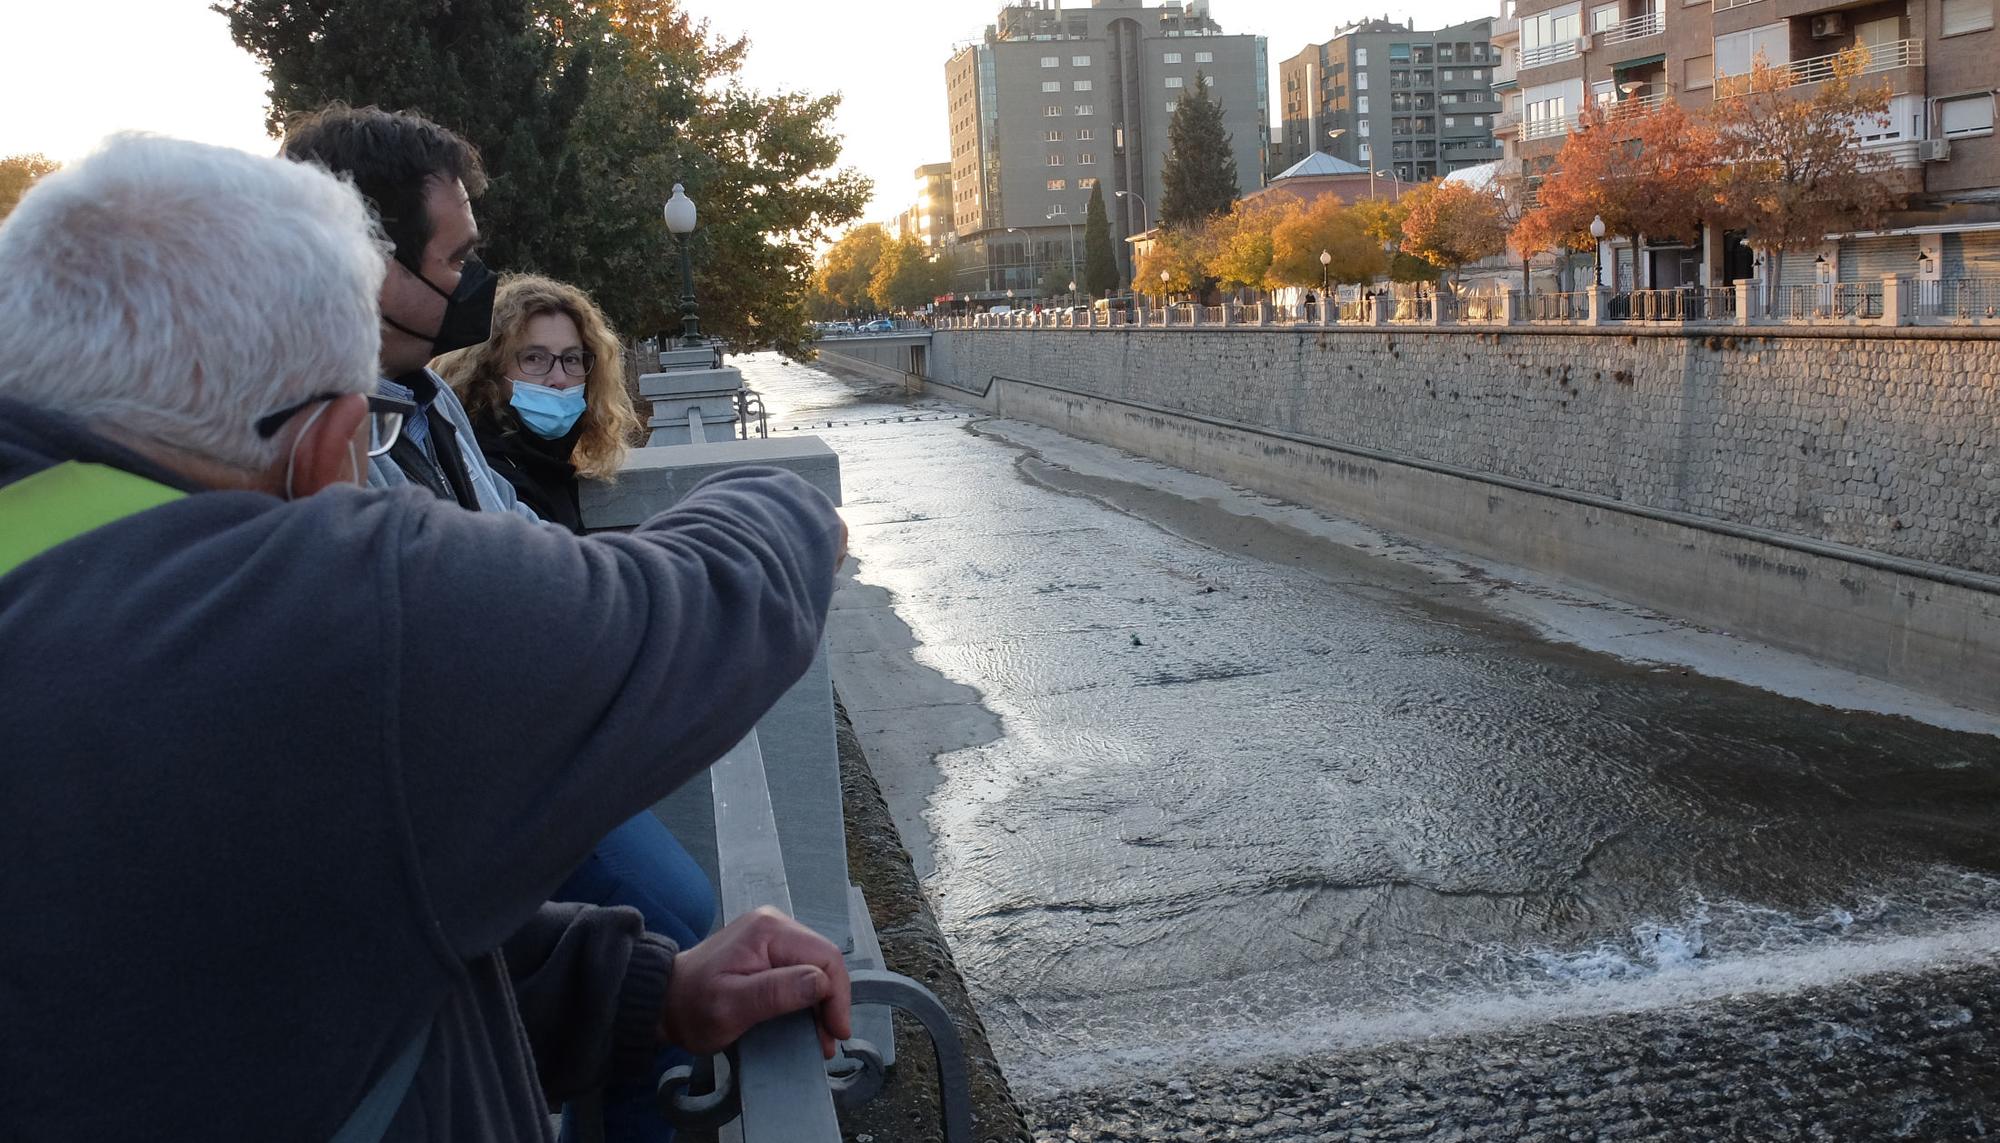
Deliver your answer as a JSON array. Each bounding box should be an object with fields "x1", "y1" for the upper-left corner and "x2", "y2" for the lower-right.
[{"x1": 284, "y1": 393, "x2": 370, "y2": 497}]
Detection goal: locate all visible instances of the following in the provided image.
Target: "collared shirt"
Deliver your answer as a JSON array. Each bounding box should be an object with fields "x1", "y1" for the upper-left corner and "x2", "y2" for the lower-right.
[{"x1": 369, "y1": 369, "x2": 538, "y2": 522}]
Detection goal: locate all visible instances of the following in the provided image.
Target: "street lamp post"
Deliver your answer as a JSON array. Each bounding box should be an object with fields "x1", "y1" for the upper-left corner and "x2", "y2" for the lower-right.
[
  {"x1": 1319, "y1": 248, "x2": 1332, "y2": 294},
  {"x1": 1159, "y1": 267, "x2": 1170, "y2": 310},
  {"x1": 1373, "y1": 169, "x2": 1403, "y2": 201},
  {"x1": 1114, "y1": 189, "x2": 1152, "y2": 233},
  {"x1": 1589, "y1": 214, "x2": 1607, "y2": 289},
  {"x1": 663, "y1": 183, "x2": 702, "y2": 346},
  {"x1": 1006, "y1": 226, "x2": 1036, "y2": 298},
  {"x1": 1049, "y1": 209, "x2": 1079, "y2": 290}
]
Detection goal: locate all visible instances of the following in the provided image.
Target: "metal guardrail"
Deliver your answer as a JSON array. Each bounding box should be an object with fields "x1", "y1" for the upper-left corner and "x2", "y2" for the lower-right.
[
  {"x1": 1525, "y1": 291, "x2": 1590, "y2": 322},
  {"x1": 1912, "y1": 278, "x2": 2000, "y2": 322},
  {"x1": 1618, "y1": 286, "x2": 1736, "y2": 322},
  {"x1": 1521, "y1": 112, "x2": 1579, "y2": 141},
  {"x1": 1782, "y1": 39, "x2": 1922, "y2": 87},
  {"x1": 654, "y1": 732, "x2": 975, "y2": 1143},
  {"x1": 1519, "y1": 37, "x2": 1582, "y2": 69},
  {"x1": 1788, "y1": 282, "x2": 1884, "y2": 321}
]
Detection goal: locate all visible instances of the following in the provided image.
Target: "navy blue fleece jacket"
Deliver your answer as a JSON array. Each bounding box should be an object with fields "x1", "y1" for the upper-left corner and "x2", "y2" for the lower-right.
[{"x1": 0, "y1": 399, "x2": 841, "y2": 1140}]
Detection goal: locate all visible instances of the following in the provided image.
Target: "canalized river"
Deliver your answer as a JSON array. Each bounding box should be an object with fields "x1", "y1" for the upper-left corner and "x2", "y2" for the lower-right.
[{"x1": 747, "y1": 351, "x2": 2000, "y2": 1140}]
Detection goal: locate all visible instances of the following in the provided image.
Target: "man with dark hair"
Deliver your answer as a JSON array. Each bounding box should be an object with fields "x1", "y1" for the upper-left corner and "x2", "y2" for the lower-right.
[{"x1": 283, "y1": 102, "x2": 532, "y2": 516}]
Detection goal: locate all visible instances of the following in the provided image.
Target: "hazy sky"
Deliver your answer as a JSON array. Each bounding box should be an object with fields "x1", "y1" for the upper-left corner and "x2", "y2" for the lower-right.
[{"x1": 0, "y1": 0, "x2": 1495, "y2": 225}]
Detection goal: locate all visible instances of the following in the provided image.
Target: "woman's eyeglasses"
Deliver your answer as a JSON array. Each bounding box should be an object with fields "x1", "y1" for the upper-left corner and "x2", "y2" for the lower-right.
[
  {"x1": 517, "y1": 349, "x2": 596, "y2": 378},
  {"x1": 254, "y1": 392, "x2": 414, "y2": 458}
]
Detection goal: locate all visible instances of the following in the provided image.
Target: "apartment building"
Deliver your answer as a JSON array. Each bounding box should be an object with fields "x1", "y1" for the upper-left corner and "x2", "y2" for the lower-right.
[
  {"x1": 896, "y1": 163, "x2": 956, "y2": 251},
  {"x1": 1276, "y1": 19, "x2": 1504, "y2": 184},
  {"x1": 1490, "y1": 0, "x2": 2000, "y2": 289},
  {"x1": 944, "y1": 0, "x2": 1271, "y2": 302}
]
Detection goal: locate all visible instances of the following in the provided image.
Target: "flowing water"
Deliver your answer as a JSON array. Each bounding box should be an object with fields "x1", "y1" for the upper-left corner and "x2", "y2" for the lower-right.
[{"x1": 747, "y1": 352, "x2": 2000, "y2": 1139}]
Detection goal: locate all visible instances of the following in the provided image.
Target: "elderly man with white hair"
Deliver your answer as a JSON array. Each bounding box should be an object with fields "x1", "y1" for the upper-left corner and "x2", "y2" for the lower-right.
[{"x1": 0, "y1": 135, "x2": 849, "y2": 1140}]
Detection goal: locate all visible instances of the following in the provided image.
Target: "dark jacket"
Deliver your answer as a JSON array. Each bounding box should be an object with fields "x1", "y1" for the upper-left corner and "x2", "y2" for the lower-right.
[
  {"x1": 0, "y1": 399, "x2": 841, "y2": 1141},
  {"x1": 469, "y1": 404, "x2": 587, "y2": 534}
]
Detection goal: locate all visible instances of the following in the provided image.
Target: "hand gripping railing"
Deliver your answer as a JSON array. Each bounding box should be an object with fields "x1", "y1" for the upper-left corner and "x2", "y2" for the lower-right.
[{"x1": 649, "y1": 731, "x2": 976, "y2": 1143}]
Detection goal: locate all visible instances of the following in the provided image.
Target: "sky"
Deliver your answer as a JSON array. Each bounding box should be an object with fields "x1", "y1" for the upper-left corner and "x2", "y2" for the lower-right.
[{"x1": 0, "y1": 0, "x2": 1497, "y2": 225}]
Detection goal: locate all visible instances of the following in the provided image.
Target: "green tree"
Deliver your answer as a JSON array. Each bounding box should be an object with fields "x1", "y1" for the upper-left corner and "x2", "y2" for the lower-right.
[
  {"x1": 0, "y1": 154, "x2": 60, "y2": 222},
  {"x1": 1081, "y1": 184, "x2": 1120, "y2": 296},
  {"x1": 218, "y1": 0, "x2": 867, "y2": 358},
  {"x1": 1159, "y1": 71, "x2": 1238, "y2": 229},
  {"x1": 870, "y1": 233, "x2": 951, "y2": 311},
  {"x1": 217, "y1": 0, "x2": 583, "y2": 277},
  {"x1": 813, "y1": 224, "x2": 890, "y2": 315}
]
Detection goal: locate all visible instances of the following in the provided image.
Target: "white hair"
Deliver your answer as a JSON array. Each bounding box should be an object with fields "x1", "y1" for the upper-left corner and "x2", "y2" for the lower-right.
[{"x1": 0, "y1": 134, "x2": 388, "y2": 470}]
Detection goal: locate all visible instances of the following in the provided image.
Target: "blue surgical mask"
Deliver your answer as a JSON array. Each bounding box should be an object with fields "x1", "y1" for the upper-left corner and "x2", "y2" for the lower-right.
[{"x1": 509, "y1": 379, "x2": 588, "y2": 439}]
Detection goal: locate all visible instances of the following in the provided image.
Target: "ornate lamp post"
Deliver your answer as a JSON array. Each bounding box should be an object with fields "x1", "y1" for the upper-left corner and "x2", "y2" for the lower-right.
[
  {"x1": 1159, "y1": 267, "x2": 1171, "y2": 308},
  {"x1": 1068, "y1": 279, "x2": 1078, "y2": 306},
  {"x1": 1319, "y1": 249, "x2": 1332, "y2": 294},
  {"x1": 664, "y1": 183, "x2": 702, "y2": 347},
  {"x1": 1589, "y1": 214, "x2": 1607, "y2": 289}
]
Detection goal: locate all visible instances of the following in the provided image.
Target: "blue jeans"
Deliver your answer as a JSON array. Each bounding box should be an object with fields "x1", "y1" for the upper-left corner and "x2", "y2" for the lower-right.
[{"x1": 556, "y1": 812, "x2": 716, "y2": 1143}]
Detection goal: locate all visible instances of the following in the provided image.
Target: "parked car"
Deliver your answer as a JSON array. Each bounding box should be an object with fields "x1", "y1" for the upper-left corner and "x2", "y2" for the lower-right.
[
  {"x1": 1092, "y1": 294, "x2": 1137, "y2": 316},
  {"x1": 861, "y1": 319, "x2": 897, "y2": 332},
  {"x1": 987, "y1": 305, "x2": 1014, "y2": 317}
]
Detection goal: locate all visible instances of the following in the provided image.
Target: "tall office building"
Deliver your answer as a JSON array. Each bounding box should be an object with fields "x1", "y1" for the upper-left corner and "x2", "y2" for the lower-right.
[
  {"x1": 1276, "y1": 19, "x2": 1503, "y2": 184},
  {"x1": 1489, "y1": 0, "x2": 2000, "y2": 289},
  {"x1": 944, "y1": 0, "x2": 1270, "y2": 302}
]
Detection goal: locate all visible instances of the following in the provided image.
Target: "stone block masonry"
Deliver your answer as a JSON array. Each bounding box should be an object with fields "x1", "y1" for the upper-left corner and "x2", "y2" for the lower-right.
[{"x1": 927, "y1": 327, "x2": 2000, "y2": 713}]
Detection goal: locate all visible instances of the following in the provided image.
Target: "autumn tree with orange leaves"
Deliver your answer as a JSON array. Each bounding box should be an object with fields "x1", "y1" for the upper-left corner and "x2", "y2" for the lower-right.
[
  {"x1": 1514, "y1": 99, "x2": 1719, "y2": 289},
  {"x1": 1398, "y1": 179, "x2": 1510, "y2": 292},
  {"x1": 1707, "y1": 47, "x2": 1900, "y2": 307}
]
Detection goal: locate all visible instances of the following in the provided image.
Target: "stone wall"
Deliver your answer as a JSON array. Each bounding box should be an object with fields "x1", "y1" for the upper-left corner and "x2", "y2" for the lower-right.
[{"x1": 932, "y1": 327, "x2": 1998, "y2": 576}]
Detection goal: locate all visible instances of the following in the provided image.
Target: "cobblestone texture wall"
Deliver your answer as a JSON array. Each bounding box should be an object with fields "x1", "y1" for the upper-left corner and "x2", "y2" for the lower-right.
[{"x1": 933, "y1": 328, "x2": 2000, "y2": 575}]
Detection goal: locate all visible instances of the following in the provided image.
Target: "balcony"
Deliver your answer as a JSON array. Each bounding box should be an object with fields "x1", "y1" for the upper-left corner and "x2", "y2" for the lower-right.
[
  {"x1": 1521, "y1": 111, "x2": 1581, "y2": 140},
  {"x1": 1605, "y1": 84, "x2": 1669, "y2": 117},
  {"x1": 1779, "y1": 38, "x2": 1923, "y2": 87},
  {"x1": 1597, "y1": 9, "x2": 1664, "y2": 46},
  {"x1": 1519, "y1": 37, "x2": 1584, "y2": 69},
  {"x1": 1494, "y1": 108, "x2": 1523, "y2": 131}
]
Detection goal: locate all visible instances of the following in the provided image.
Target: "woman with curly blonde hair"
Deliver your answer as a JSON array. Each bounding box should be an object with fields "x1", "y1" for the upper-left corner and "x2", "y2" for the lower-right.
[
  {"x1": 443, "y1": 275, "x2": 712, "y2": 1143},
  {"x1": 437, "y1": 273, "x2": 640, "y2": 533}
]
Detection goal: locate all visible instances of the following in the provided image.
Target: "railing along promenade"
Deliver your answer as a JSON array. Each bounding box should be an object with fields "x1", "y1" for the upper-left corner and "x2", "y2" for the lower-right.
[
  {"x1": 935, "y1": 277, "x2": 2000, "y2": 333},
  {"x1": 572, "y1": 344, "x2": 975, "y2": 1143}
]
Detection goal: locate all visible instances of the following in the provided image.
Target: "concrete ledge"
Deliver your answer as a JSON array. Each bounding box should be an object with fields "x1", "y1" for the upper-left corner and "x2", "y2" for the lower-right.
[
  {"x1": 579, "y1": 438, "x2": 843, "y2": 528},
  {"x1": 928, "y1": 373, "x2": 2000, "y2": 716},
  {"x1": 815, "y1": 345, "x2": 918, "y2": 388}
]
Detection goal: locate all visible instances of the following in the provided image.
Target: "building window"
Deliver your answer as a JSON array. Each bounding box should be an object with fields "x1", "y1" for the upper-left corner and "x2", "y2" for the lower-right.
[
  {"x1": 1442, "y1": 69, "x2": 1455, "y2": 80},
  {"x1": 1942, "y1": 93, "x2": 1996, "y2": 137},
  {"x1": 1075, "y1": 104, "x2": 1094, "y2": 115},
  {"x1": 1203, "y1": 74, "x2": 1215, "y2": 87},
  {"x1": 1196, "y1": 51, "x2": 1214, "y2": 63},
  {"x1": 1685, "y1": 54, "x2": 1713, "y2": 89},
  {"x1": 1591, "y1": 3, "x2": 1620, "y2": 32},
  {"x1": 1042, "y1": 56, "x2": 1059, "y2": 67},
  {"x1": 1943, "y1": 0, "x2": 1994, "y2": 35},
  {"x1": 1047, "y1": 179, "x2": 1067, "y2": 190},
  {"x1": 1358, "y1": 95, "x2": 1370, "y2": 113},
  {"x1": 1165, "y1": 76, "x2": 1184, "y2": 88},
  {"x1": 1359, "y1": 120, "x2": 1371, "y2": 136},
  {"x1": 1356, "y1": 47, "x2": 1368, "y2": 65},
  {"x1": 1046, "y1": 129, "x2": 1063, "y2": 141},
  {"x1": 1444, "y1": 115, "x2": 1457, "y2": 126},
  {"x1": 1473, "y1": 115, "x2": 1486, "y2": 125},
  {"x1": 1074, "y1": 79, "x2": 1093, "y2": 91},
  {"x1": 1072, "y1": 54, "x2": 1092, "y2": 65},
  {"x1": 1078, "y1": 128, "x2": 1095, "y2": 140},
  {"x1": 1715, "y1": 24, "x2": 1788, "y2": 77},
  {"x1": 1042, "y1": 80, "x2": 1062, "y2": 92},
  {"x1": 1165, "y1": 51, "x2": 1183, "y2": 64},
  {"x1": 1079, "y1": 152, "x2": 1095, "y2": 164},
  {"x1": 1359, "y1": 141, "x2": 1372, "y2": 159},
  {"x1": 1047, "y1": 153, "x2": 1064, "y2": 166},
  {"x1": 1079, "y1": 177, "x2": 1099, "y2": 189},
  {"x1": 1167, "y1": 100, "x2": 1179, "y2": 113},
  {"x1": 1050, "y1": 203, "x2": 1066, "y2": 215},
  {"x1": 1046, "y1": 105, "x2": 1063, "y2": 116},
  {"x1": 1357, "y1": 72, "x2": 1368, "y2": 90}
]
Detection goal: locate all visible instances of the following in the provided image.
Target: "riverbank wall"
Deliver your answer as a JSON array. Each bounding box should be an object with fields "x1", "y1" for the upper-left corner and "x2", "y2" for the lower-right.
[{"x1": 921, "y1": 326, "x2": 2000, "y2": 715}]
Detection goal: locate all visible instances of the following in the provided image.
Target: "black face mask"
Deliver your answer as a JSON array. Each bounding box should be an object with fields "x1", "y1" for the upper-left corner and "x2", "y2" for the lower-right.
[{"x1": 383, "y1": 257, "x2": 497, "y2": 356}]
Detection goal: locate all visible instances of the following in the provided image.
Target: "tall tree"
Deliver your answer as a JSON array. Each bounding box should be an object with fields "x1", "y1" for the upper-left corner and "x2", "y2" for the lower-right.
[
  {"x1": 869, "y1": 233, "x2": 951, "y2": 312},
  {"x1": 1159, "y1": 71, "x2": 1239, "y2": 229},
  {"x1": 1133, "y1": 226, "x2": 1209, "y2": 297},
  {"x1": 1204, "y1": 196, "x2": 1292, "y2": 293},
  {"x1": 1708, "y1": 47, "x2": 1899, "y2": 307},
  {"x1": 217, "y1": 0, "x2": 867, "y2": 358},
  {"x1": 1398, "y1": 179, "x2": 1509, "y2": 291},
  {"x1": 217, "y1": 0, "x2": 582, "y2": 277},
  {"x1": 1081, "y1": 184, "x2": 1120, "y2": 296},
  {"x1": 0, "y1": 153, "x2": 60, "y2": 222}
]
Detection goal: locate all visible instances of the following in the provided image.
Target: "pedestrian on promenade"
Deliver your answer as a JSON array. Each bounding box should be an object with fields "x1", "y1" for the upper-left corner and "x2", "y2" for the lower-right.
[
  {"x1": 0, "y1": 134, "x2": 849, "y2": 1141},
  {"x1": 440, "y1": 274, "x2": 717, "y2": 1142}
]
